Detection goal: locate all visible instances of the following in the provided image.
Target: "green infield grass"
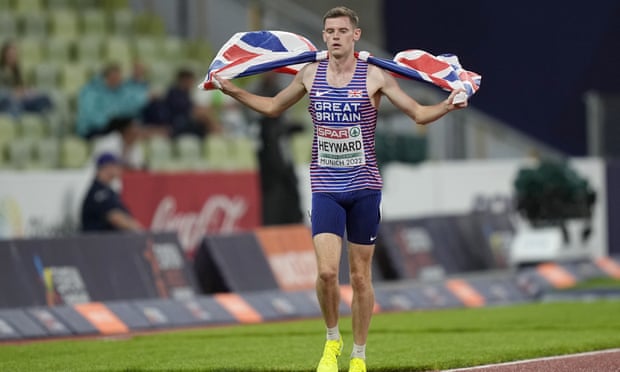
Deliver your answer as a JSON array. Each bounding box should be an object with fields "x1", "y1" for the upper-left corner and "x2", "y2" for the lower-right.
[{"x1": 1, "y1": 301, "x2": 619, "y2": 372}]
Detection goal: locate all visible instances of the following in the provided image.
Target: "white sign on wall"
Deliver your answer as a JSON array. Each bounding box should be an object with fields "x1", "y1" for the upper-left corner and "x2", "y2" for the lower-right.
[{"x1": 0, "y1": 169, "x2": 93, "y2": 239}]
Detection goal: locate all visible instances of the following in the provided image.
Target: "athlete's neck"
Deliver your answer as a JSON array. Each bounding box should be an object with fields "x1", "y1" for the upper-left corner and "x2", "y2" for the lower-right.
[
  {"x1": 328, "y1": 52, "x2": 356, "y2": 74},
  {"x1": 326, "y1": 53, "x2": 356, "y2": 88}
]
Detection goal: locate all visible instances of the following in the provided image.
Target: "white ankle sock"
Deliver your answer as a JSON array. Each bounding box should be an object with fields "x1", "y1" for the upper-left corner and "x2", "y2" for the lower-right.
[
  {"x1": 351, "y1": 343, "x2": 366, "y2": 360},
  {"x1": 326, "y1": 325, "x2": 340, "y2": 341}
]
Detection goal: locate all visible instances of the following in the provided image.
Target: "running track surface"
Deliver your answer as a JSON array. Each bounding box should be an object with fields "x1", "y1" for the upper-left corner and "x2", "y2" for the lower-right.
[{"x1": 442, "y1": 348, "x2": 620, "y2": 372}]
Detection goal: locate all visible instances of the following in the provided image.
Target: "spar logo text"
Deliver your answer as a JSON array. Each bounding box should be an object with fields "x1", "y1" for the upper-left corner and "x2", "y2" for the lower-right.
[{"x1": 316, "y1": 125, "x2": 365, "y2": 167}]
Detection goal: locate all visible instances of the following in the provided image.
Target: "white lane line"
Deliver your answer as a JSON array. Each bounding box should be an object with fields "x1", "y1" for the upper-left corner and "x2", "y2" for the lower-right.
[{"x1": 443, "y1": 348, "x2": 620, "y2": 371}]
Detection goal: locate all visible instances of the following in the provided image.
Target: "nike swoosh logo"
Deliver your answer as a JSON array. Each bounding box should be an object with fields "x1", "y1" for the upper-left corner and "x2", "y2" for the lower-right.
[
  {"x1": 316, "y1": 90, "x2": 332, "y2": 97},
  {"x1": 370, "y1": 236, "x2": 377, "y2": 242}
]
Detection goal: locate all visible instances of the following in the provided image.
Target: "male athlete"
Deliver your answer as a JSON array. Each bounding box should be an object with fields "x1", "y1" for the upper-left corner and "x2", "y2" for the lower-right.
[{"x1": 215, "y1": 6, "x2": 467, "y2": 372}]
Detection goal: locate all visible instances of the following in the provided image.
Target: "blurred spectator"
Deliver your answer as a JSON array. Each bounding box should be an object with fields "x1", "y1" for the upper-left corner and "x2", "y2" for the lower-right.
[
  {"x1": 76, "y1": 63, "x2": 149, "y2": 139},
  {"x1": 144, "y1": 68, "x2": 221, "y2": 137},
  {"x1": 124, "y1": 61, "x2": 150, "y2": 105},
  {"x1": 124, "y1": 60, "x2": 169, "y2": 138},
  {"x1": 91, "y1": 116, "x2": 145, "y2": 170},
  {"x1": 253, "y1": 72, "x2": 303, "y2": 225},
  {"x1": 0, "y1": 40, "x2": 52, "y2": 116},
  {"x1": 81, "y1": 152, "x2": 143, "y2": 233}
]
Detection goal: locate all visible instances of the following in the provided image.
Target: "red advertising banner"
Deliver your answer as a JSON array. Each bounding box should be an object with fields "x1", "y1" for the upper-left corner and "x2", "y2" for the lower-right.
[{"x1": 122, "y1": 171, "x2": 261, "y2": 254}]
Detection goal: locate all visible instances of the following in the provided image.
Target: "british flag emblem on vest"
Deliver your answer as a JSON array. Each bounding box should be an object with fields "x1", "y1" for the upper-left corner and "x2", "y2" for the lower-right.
[{"x1": 348, "y1": 89, "x2": 363, "y2": 98}]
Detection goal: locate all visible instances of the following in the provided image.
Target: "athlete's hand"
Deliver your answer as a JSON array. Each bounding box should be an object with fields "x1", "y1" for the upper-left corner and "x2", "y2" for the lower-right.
[
  {"x1": 213, "y1": 75, "x2": 238, "y2": 96},
  {"x1": 446, "y1": 89, "x2": 468, "y2": 111}
]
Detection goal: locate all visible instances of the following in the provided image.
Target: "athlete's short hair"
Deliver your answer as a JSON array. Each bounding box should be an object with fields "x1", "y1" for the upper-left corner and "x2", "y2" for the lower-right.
[{"x1": 323, "y1": 6, "x2": 359, "y2": 28}]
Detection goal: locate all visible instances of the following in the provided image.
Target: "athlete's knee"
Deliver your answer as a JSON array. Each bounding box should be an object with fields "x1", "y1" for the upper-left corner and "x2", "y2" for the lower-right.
[
  {"x1": 317, "y1": 267, "x2": 339, "y2": 285},
  {"x1": 350, "y1": 271, "x2": 372, "y2": 292}
]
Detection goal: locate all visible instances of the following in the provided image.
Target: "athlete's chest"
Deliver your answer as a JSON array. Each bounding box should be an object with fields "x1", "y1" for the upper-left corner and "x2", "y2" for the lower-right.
[
  {"x1": 311, "y1": 88, "x2": 367, "y2": 100},
  {"x1": 324, "y1": 69, "x2": 355, "y2": 88}
]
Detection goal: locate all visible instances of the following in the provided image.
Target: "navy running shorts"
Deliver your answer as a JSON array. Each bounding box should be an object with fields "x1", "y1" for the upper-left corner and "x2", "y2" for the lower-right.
[{"x1": 311, "y1": 188, "x2": 382, "y2": 245}]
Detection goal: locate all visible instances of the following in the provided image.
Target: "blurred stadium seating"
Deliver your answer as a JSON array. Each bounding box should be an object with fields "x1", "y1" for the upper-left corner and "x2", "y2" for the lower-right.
[
  {"x1": 0, "y1": 0, "x2": 233, "y2": 171},
  {"x1": 0, "y1": 1, "x2": 427, "y2": 171}
]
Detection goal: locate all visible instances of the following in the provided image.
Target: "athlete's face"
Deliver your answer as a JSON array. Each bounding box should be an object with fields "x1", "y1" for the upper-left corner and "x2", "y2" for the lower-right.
[{"x1": 322, "y1": 16, "x2": 360, "y2": 58}]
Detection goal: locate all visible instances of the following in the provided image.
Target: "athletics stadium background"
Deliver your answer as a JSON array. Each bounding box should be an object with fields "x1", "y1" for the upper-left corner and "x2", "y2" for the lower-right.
[{"x1": 0, "y1": 0, "x2": 619, "y2": 366}]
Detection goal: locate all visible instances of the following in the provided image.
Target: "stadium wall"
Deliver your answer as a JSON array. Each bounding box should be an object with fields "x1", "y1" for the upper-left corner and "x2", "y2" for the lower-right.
[
  {"x1": 1, "y1": 231, "x2": 618, "y2": 341},
  {"x1": 296, "y1": 158, "x2": 608, "y2": 257},
  {"x1": 0, "y1": 170, "x2": 261, "y2": 254},
  {"x1": 1, "y1": 207, "x2": 619, "y2": 341},
  {"x1": 0, "y1": 158, "x2": 610, "y2": 256},
  {"x1": 0, "y1": 232, "x2": 196, "y2": 309}
]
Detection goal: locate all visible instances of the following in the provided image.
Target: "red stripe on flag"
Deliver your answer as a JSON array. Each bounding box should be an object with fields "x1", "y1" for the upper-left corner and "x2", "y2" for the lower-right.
[
  {"x1": 459, "y1": 71, "x2": 481, "y2": 91},
  {"x1": 223, "y1": 44, "x2": 260, "y2": 61},
  {"x1": 428, "y1": 75, "x2": 453, "y2": 91},
  {"x1": 398, "y1": 54, "x2": 450, "y2": 75},
  {"x1": 275, "y1": 66, "x2": 303, "y2": 75},
  {"x1": 296, "y1": 34, "x2": 317, "y2": 52}
]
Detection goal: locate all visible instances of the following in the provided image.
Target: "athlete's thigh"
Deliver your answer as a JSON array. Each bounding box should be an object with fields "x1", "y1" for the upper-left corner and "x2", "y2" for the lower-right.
[
  {"x1": 312, "y1": 192, "x2": 346, "y2": 272},
  {"x1": 348, "y1": 241, "x2": 375, "y2": 276},
  {"x1": 311, "y1": 192, "x2": 346, "y2": 238},
  {"x1": 346, "y1": 189, "x2": 382, "y2": 245},
  {"x1": 314, "y1": 232, "x2": 343, "y2": 274}
]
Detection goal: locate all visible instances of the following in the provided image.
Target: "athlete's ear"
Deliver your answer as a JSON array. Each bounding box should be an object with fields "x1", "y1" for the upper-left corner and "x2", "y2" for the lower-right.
[
  {"x1": 353, "y1": 28, "x2": 361, "y2": 41},
  {"x1": 322, "y1": 30, "x2": 327, "y2": 44}
]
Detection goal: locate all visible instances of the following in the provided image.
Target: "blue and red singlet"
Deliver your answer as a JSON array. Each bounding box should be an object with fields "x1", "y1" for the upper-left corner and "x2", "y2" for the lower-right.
[
  {"x1": 308, "y1": 59, "x2": 382, "y2": 193},
  {"x1": 308, "y1": 59, "x2": 383, "y2": 245}
]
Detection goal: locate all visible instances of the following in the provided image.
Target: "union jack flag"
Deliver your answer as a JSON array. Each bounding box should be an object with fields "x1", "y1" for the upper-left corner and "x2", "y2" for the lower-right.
[
  {"x1": 201, "y1": 31, "x2": 318, "y2": 90},
  {"x1": 348, "y1": 90, "x2": 363, "y2": 98},
  {"x1": 200, "y1": 31, "x2": 481, "y2": 98}
]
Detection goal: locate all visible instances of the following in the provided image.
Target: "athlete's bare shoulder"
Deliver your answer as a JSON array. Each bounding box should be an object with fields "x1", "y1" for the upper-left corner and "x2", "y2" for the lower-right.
[
  {"x1": 298, "y1": 62, "x2": 320, "y2": 91},
  {"x1": 366, "y1": 63, "x2": 389, "y2": 99}
]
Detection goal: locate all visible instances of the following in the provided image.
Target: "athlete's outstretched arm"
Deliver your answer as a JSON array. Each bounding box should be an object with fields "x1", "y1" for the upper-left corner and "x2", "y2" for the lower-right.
[
  {"x1": 378, "y1": 69, "x2": 467, "y2": 125},
  {"x1": 214, "y1": 69, "x2": 307, "y2": 118}
]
